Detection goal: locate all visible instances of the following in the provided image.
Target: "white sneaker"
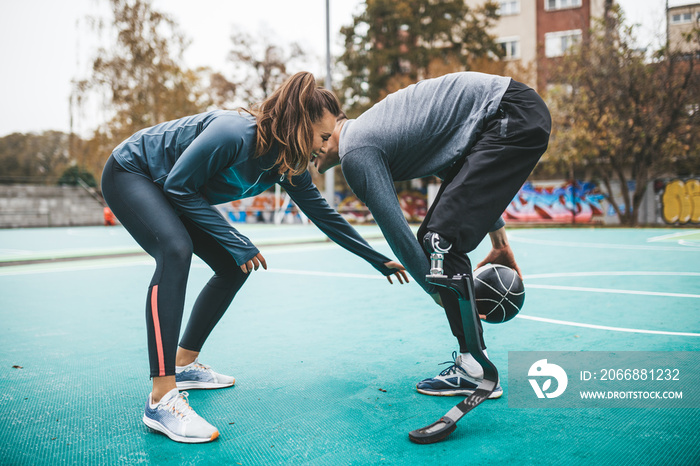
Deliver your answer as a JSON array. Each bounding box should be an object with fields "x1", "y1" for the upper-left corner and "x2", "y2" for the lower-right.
[
  {"x1": 175, "y1": 358, "x2": 235, "y2": 390},
  {"x1": 142, "y1": 389, "x2": 219, "y2": 443}
]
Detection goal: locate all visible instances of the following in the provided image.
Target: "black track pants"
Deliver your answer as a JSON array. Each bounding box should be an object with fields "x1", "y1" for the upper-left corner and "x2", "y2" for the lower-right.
[
  {"x1": 417, "y1": 80, "x2": 551, "y2": 353},
  {"x1": 101, "y1": 156, "x2": 249, "y2": 377}
]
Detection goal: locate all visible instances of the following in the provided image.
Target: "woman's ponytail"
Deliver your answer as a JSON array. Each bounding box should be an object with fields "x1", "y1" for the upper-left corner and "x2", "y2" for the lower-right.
[{"x1": 251, "y1": 72, "x2": 341, "y2": 181}]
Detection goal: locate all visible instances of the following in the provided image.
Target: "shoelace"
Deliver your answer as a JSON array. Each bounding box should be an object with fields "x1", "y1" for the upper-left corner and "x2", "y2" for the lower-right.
[
  {"x1": 161, "y1": 391, "x2": 194, "y2": 419},
  {"x1": 437, "y1": 351, "x2": 464, "y2": 377},
  {"x1": 191, "y1": 358, "x2": 211, "y2": 372}
]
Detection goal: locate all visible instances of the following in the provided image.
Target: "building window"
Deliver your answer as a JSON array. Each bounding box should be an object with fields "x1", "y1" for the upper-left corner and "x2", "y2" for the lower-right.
[
  {"x1": 670, "y1": 12, "x2": 693, "y2": 24},
  {"x1": 498, "y1": 0, "x2": 520, "y2": 16},
  {"x1": 545, "y1": 0, "x2": 582, "y2": 11},
  {"x1": 545, "y1": 29, "x2": 582, "y2": 57},
  {"x1": 496, "y1": 36, "x2": 521, "y2": 59}
]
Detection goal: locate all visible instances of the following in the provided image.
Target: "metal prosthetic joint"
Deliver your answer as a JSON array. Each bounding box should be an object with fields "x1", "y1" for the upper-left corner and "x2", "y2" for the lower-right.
[{"x1": 423, "y1": 231, "x2": 452, "y2": 277}]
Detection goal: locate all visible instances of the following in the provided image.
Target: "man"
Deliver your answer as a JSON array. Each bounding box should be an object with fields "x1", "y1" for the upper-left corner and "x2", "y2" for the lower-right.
[{"x1": 312, "y1": 72, "x2": 551, "y2": 398}]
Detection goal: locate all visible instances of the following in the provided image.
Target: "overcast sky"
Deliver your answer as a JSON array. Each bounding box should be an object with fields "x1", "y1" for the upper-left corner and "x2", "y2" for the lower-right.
[{"x1": 0, "y1": 0, "x2": 677, "y2": 137}]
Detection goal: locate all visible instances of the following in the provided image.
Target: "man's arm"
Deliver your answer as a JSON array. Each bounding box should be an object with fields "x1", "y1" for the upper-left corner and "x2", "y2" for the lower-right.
[{"x1": 341, "y1": 150, "x2": 436, "y2": 294}]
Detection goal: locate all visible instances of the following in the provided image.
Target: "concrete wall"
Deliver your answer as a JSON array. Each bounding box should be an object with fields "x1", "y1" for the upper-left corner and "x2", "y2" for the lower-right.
[{"x1": 0, "y1": 185, "x2": 105, "y2": 228}]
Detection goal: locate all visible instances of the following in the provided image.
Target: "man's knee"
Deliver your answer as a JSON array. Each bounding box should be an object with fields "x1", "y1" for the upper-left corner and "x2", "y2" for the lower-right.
[
  {"x1": 422, "y1": 231, "x2": 452, "y2": 255},
  {"x1": 423, "y1": 231, "x2": 472, "y2": 276}
]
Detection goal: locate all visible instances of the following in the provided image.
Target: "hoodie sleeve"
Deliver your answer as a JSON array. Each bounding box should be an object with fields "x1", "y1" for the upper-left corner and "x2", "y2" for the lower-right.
[
  {"x1": 341, "y1": 148, "x2": 437, "y2": 294},
  {"x1": 163, "y1": 116, "x2": 259, "y2": 266}
]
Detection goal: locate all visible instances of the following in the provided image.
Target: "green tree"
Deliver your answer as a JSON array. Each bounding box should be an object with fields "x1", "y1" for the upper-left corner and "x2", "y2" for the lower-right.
[
  {"x1": 72, "y1": 0, "x2": 211, "y2": 182},
  {"x1": 57, "y1": 165, "x2": 97, "y2": 187},
  {"x1": 338, "y1": 0, "x2": 501, "y2": 115},
  {"x1": 0, "y1": 131, "x2": 70, "y2": 184},
  {"x1": 545, "y1": 4, "x2": 699, "y2": 225}
]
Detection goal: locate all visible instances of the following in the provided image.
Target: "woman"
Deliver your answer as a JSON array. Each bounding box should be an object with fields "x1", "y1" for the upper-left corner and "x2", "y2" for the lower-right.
[{"x1": 101, "y1": 72, "x2": 407, "y2": 443}]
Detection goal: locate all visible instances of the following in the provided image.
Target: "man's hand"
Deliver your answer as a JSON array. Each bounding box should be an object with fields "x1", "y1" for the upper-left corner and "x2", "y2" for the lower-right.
[
  {"x1": 240, "y1": 252, "x2": 268, "y2": 274},
  {"x1": 383, "y1": 260, "x2": 409, "y2": 284},
  {"x1": 475, "y1": 227, "x2": 522, "y2": 278}
]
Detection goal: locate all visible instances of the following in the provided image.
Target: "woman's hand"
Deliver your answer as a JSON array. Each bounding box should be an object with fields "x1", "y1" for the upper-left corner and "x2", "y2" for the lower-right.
[
  {"x1": 240, "y1": 252, "x2": 268, "y2": 274},
  {"x1": 383, "y1": 260, "x2": 409, "y2": 284}
]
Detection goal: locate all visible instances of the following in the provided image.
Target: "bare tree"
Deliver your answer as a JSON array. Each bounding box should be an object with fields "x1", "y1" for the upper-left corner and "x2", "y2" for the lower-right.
[
  {"x1": 220, "y1": 29, "x2": 310, "y2": 108},
  {"x1": 72, "y1": 0, "x2": 211, "y2": 181}
]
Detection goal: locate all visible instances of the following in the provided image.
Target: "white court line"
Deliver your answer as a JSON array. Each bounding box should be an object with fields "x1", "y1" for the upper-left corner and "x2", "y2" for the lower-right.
[
  {"x1": 509, "y1": 236, "x2": 700, "y2": 251},
  {"x1": 526, "y1": 283, "x2": 700, "y2": 299},
  {"x1": 647, "y1": 231, "x2": 700, "y2": 242},
  {"x1": 0, "y1": 242, "x2": 343, "y2": 276},
  {"x1": 3, "y1": 262, "x2": 698, "y2": 336},
  {"x1": 272, "y1": 269, "x2": 700, "y2": 299},
  {"x1": 516, "y1": 315, "x2": 700, "y2": 337},
  {"x1": 264, "y1": 268, "x2": 700, "y2": 337},
  {"x1": 524, "y1": 271, "x2": 700, "y2": 298},
  {"x1": 525, "y1": 271, "x2": 700, "y2": 279},
  {"x1": 265, "y1": 268, "x2": 385, "y2": 280},
  {"x1": 0, "y1": 257, "x2": 154, "y2": 276},
  {"x1": 11, "y1": 265, "x2": 696, "y2": 300}
]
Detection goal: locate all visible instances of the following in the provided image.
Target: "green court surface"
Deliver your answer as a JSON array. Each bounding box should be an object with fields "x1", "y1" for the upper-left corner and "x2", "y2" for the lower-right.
[{"x1": 1, "y1": 225, "x2": 698, "y2": 465}]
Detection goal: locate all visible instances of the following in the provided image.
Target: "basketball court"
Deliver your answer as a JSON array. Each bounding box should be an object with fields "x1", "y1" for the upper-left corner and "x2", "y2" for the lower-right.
[{"x1": 1, "y1": 225, "x2": 698, "y2": 465}]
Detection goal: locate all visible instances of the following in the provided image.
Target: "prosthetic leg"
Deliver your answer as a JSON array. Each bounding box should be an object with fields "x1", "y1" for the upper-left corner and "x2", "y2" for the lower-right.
[{"x1": 408, "y1": 232, "x2": 499, "y2": 444}]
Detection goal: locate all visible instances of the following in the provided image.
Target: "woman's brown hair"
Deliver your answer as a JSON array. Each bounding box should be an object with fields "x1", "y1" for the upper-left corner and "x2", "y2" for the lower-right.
[{"x1": 250, "y1": 72, "x2": 341, "y2": 181}]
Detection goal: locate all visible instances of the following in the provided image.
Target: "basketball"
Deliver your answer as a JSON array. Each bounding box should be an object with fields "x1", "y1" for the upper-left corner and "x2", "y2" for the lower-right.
[{"x1": 473, "y1": 264, "x2": 524, "y2": 323}]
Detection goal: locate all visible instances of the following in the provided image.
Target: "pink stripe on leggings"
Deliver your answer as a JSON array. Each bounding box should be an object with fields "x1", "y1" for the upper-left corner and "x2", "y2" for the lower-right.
[{"x1": 150, "y1": 285, "x2": 165, "y2": 377}]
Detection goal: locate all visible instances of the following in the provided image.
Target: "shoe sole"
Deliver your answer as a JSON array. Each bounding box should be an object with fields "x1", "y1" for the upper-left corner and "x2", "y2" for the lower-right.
[
  {"x1": 142, "y1": 416, "x2": 219, "y2": 443},
  {"x1": 416, "y1": 387, "x2": 503, "y2": 399},
  {"x1": 175, "y1": 379, "x2": 235, "y2": 390}
]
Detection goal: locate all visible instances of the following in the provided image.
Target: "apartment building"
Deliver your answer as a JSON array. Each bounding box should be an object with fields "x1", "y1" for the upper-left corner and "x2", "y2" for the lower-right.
[
  {"x1": 465, "y1": 0, "x2": 605, "y2": 90},
  {"x1": 667, "y1": 1, "x2": 700, "y2": 54}
]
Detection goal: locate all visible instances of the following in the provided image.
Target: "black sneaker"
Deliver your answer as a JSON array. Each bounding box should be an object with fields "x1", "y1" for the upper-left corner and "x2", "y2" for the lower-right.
[{"x1": 416, "y1": 351, "x2": 503, "y2": 398}]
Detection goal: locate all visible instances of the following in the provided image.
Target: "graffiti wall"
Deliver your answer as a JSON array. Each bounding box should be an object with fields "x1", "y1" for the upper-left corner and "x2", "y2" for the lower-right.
[
  {"x1": 334, "y1": 181, "x2": 607, "y2": 225},
  {"x1": 659, "y1": 178, "x2": 700, "y2": 225},
  {"x1": 504, "y1": 181, "x2": 606, "y2": 224},
  {"x1": 218, "y1": 181, "x2": 610, "y2": 225},
  {"x1": 218, "y1": 189, "x2": 429, "y2": 225},
  {"x1": 216, "y1": 178, "x2": 700, "y2": 226}
]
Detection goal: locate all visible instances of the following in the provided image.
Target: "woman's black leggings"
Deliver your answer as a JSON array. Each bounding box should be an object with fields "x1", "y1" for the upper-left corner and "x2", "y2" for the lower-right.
[{"x1": 101, "y1": 155, "x2": 249, "y2": 378}]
